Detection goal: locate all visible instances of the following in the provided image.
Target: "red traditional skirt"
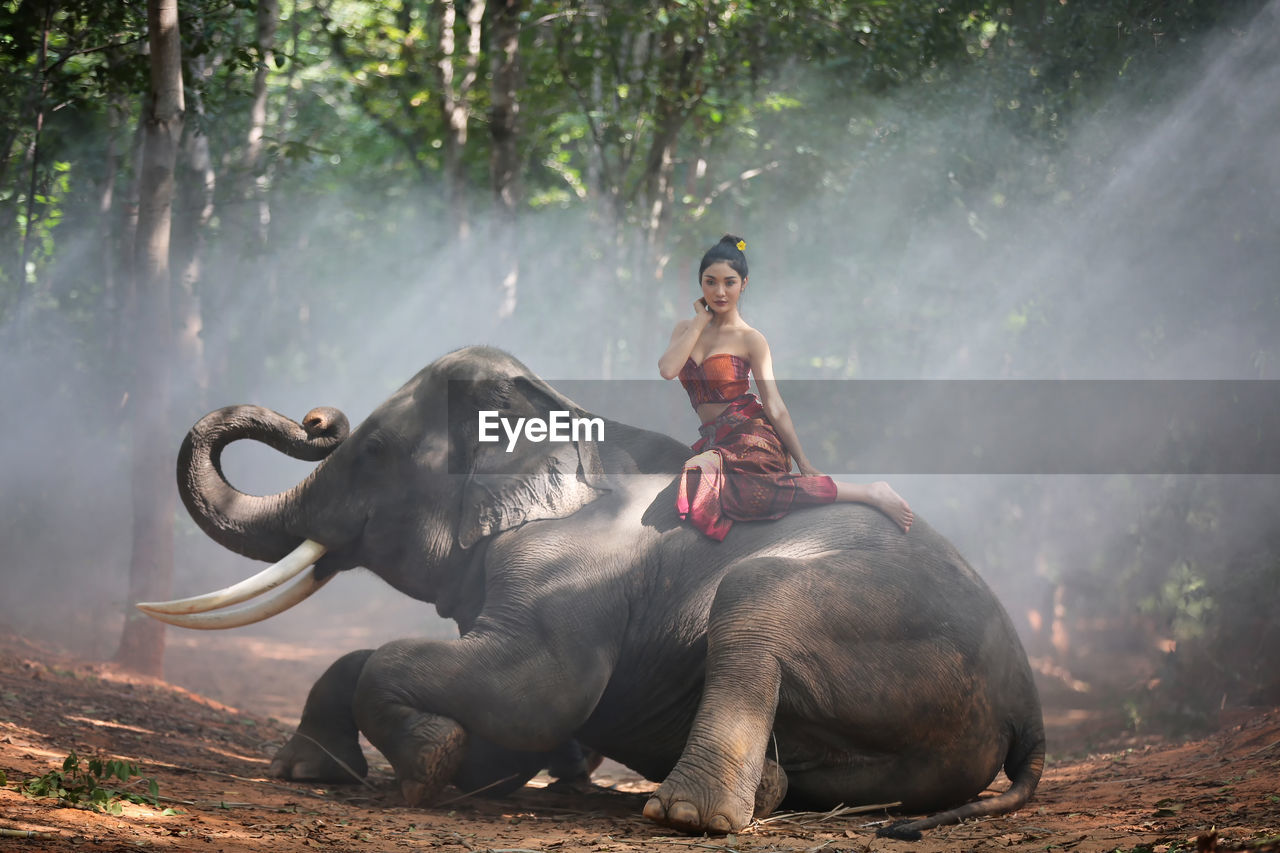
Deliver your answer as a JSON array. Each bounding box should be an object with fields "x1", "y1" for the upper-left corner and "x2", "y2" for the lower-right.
[{"x1": 676, "y1": 394, "x2": 837, "y2": 541}]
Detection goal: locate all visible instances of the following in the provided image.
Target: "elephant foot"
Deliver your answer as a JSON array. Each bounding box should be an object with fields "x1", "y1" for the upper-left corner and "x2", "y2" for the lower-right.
[
  {"x1": 753, "y1": 758, "x2": 788, "y2": 819},
  {"x1": 270, "y1": 729, "x2": 368, "y2": 783},
  {"x1": 387, "y1": 711, "x2": 469, "y2": 807},
  {"x1": 547, "y1": 742, "x2": 604, "y2": 784},
  {"x1": 644, "y1": 757, "x2": 788, "y2": 834},
  {"x1": 644, "y1": 756, "x2": 778, "y2": 835},
  {"x1": 643, "y1": 790, "x2": 743, "y2": 835}
]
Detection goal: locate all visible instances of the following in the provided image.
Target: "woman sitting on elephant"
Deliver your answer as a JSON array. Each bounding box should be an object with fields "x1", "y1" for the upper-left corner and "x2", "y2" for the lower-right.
[{"x1": 658, "y1": 234, "x2": 913, "y2": 541}]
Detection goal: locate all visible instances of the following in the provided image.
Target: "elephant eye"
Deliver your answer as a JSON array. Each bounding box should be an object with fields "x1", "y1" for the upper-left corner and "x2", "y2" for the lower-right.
[
  {"x1": 363, "y1": 435, "x2": 390, "y2": 462},
  {"x1": 415, "y1": 437, "x2": 449, "y2": 471}
]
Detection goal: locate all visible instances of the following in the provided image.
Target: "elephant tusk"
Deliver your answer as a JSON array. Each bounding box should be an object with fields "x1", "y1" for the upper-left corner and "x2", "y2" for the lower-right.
[
  {"x1": 136, "y1": 565, "x2": 332, "y2": 630},
  {"x1": 137, "y1": 539, "x2": 328, "y2": 615}
]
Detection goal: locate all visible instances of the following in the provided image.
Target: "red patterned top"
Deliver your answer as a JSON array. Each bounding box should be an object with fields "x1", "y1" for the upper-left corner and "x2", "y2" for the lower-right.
[{"x1": 678, "y1": 353, "x2": 751, "y2": 409}]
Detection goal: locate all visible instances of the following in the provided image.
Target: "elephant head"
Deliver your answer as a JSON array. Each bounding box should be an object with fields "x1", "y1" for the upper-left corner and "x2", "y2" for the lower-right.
[{"x1": 141, "y1": 346, "x2": 615, "y2": 628}]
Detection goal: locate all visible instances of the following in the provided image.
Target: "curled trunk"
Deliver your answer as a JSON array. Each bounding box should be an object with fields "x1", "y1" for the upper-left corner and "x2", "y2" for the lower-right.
[{"x1": 177, "y1": 405, "x2": 348, "y2": 561}]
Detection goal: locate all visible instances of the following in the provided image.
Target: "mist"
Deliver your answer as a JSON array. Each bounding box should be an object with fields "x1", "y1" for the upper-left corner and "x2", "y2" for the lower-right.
[{"x1": 1, "y1": 2, "x2": 1277, "y2": 728}]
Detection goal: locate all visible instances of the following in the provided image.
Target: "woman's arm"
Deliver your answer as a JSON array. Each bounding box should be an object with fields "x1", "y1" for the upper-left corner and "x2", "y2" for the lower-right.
[
  {"x1": 748, "y1": 330, "x2": 823, "y2": 476},
  {"x1": 658, "y1": 300, "x2": 713, "y2": 379}
]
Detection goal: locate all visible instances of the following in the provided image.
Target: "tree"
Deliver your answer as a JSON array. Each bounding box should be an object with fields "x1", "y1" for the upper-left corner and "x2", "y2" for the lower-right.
[
  {"x1": 539, "y1": 1, "x2": 885, "y2": 369},
  {"x1": 0, "y1": 0, "x2": 145, "y2": 313},
  {"x1": 114, "y1": 0, "x2": 185, "y2": 677},
  {"x1": 436, "y1": 0, "x2": 485, "y2": 240},
  {"x1": 489, "y1": 0, "x2": 523, "y2": 317}
]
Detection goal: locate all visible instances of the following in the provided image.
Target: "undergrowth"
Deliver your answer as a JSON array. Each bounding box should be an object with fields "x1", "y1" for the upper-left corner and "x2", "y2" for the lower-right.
[{"x1": 15, "y1": 751, "x2": 170, "y2": 814}]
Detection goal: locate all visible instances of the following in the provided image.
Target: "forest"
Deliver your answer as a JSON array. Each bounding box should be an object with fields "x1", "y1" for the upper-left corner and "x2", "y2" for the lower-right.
[{"x1": 1, "y1": 0, "x2": 1278, "y2": 786}]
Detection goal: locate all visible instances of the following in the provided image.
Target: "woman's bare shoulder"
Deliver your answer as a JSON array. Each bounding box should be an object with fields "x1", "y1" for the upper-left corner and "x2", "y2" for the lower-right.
[{"x1": 742, "y1": 325, "x2": 770, "y2": 348}]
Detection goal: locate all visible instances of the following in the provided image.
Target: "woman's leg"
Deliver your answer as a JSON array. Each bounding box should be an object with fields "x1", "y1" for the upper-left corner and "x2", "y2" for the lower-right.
[{"x1": 833, "y1": 480, "x2": 913, "y2": 532}]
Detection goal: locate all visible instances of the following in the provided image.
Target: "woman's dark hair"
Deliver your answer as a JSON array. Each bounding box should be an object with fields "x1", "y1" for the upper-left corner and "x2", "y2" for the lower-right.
[{"x1": 698, "y1": 234, "x2": 748, "y2": 280}]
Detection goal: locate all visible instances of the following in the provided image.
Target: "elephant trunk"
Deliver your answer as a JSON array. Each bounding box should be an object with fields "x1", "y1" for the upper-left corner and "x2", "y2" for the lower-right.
[{"x1": 177, "y1": 404, "x2": 349, "y2": 562}]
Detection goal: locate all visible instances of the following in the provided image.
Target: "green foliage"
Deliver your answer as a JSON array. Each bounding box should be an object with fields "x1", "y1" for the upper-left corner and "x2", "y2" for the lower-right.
[
  {"x1": 20, "y1": 751, "x2": 161, "y2": 814},
  {"x1": 0, "y1": 0, "x2": 148, "y2": 301}
]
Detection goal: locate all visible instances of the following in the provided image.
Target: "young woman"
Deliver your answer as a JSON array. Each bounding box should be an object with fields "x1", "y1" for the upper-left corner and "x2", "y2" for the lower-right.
[{"x1": 658, "y1": 234, "x2": 913, "y2": 541}]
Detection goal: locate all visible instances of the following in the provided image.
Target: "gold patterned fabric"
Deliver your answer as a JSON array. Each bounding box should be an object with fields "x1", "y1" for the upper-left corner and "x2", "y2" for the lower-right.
[{"x1": 676, "y1": 394, "x2": 837, "y2": 541}]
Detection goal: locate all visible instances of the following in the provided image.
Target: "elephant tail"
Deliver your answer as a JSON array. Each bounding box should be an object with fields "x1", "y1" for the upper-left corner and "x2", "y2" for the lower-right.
[{"x1": 876, "y1": 718, "x2": 1047, "y2": 841}]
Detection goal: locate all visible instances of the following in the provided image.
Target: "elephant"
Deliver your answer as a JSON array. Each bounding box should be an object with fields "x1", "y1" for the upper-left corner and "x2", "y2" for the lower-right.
[{"x1": 141, "y1": 345, "x2": 1045, "y2": 839}]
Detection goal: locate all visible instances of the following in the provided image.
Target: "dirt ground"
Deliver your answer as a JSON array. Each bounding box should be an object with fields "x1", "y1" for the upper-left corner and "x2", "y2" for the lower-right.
[{"x1": 1, "y1": 631, "x2": 1278, "y2": 853}]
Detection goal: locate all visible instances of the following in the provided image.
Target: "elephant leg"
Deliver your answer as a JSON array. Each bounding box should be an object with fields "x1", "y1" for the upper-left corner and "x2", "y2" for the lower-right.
[
  {"x1": 644, "y1": 557, "x2": 802, "y2": 834},
  {"x1": 546, "y1": 739, "x2": 604, "y2": 786},
  {"x1": 352, "y1": 634, "x2": 610, "y2": 807},
  {"x1": 271, "y1": 649, "x2": 373, "y2": 782},
  {"x1": 364, "y1": 702, "x2": 469, "y2": 806},
  {"x1": 450, "y1": 738, "x2": 606, "y2": 799},
  {"x1": 452, "y1": 740, "x2": 573, "y2": 798}
]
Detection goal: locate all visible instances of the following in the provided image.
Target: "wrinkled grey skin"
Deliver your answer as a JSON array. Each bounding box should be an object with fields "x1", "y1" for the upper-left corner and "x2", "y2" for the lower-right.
[{"x1": 177, "y1": 345, "x2": 1045, "y2": 838}]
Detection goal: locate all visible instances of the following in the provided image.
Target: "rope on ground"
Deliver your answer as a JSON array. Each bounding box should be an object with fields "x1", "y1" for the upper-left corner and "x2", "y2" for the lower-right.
[
  {"x1": 290, "y1": 731, "x2": 378, "y2": 791},
  {"x1": 435, "y1": 774, "x2": 522, "y2": 806}
]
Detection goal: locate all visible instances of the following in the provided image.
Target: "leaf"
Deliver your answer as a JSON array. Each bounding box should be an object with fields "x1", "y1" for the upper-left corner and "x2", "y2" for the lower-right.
[{"x1": 19, "y1": 753, "x2": 162, "y2": 813}]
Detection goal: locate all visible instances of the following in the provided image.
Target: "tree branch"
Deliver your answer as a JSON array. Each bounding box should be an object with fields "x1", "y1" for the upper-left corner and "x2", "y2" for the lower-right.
[
  {"x1": 689, "y1": 160, "x2": 780, "y2": 220},
  {"x1": 43, "y1": 34, "x2": 149, "y2": 74},
  {"x1": 551, "y1": 20, "x2": 616, "y2": 194}
]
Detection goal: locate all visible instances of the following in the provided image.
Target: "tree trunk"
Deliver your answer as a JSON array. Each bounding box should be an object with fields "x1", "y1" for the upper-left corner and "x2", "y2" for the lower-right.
[
  {"x1": 435, "y1": 0, "x2": 485, "y2": 241},
  {"x1": 96, "y1": 51, "x2": 135, "y2": 377},
  {"x1": 114, "y1": 0, "x2": 185, "y2": 678},
  {"x1": 631, "y1": 29, "x2": 700, "y2": 371},
  {"x1": 15, "y1": 0, "x2": 53, "y2": 310},
  {"x1": 0, "y1": 125, "x2": 20, "y2": 209},
  {"x1": 489, "y1": 0, "x2": 522, "y2": 318},
  {"x1": 0, "y1": 139, "x2": 34, "y2": 316},
  {"x1": 223, "y1": 0, "x2": 278, "y2": 301},
  {"x1": 107, "y1": 95, "x2": 147, "y2": 404},
  {"x1": 172, "y1": 53, "x2": 215, "y2": 410},
  {"x1": 244, "y1": 0, "x2": 278, "y2": 249},
  {"x1": 642, "y1": 105, "x2": 681, "y2": 271}
]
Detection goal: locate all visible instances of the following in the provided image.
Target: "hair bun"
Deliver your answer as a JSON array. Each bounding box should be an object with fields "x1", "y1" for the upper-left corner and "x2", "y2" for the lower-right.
[{"x1": 699, "y1": 235, "x2": 750, "y2": 278}]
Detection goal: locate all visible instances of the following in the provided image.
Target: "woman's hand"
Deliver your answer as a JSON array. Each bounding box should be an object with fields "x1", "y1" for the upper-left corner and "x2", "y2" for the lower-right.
[
  {"x1": 693, "y1": 297, "x2": 714, "y2": 321},
  {"x1": 798, "y1": 462, "x2": 825, "y2": 478}
]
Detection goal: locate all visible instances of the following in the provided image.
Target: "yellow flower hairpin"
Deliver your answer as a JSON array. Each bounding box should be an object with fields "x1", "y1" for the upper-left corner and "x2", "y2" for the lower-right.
[{"x1": 736, "y1": 240, "x2": 746, "y2": 251}]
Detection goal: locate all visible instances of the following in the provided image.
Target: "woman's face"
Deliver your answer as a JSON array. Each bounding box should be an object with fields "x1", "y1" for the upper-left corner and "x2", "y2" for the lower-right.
[{"x1": 700, "y1": 261, "x2": 746, "y2": 314}]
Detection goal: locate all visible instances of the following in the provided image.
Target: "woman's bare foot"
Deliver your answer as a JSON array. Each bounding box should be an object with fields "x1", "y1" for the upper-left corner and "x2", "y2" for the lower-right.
[
  {"x1": 865, "y1": 481, "x2": 913, "y2": 532},
  {"x1": 831, "y1": 480, "x2": 914, "y2": 532}
]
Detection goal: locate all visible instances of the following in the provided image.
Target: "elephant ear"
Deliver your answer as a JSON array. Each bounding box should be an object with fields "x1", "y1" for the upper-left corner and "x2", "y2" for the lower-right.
[{"x1": 458, "y1": 375, "x2": 610, "y2": 549}]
